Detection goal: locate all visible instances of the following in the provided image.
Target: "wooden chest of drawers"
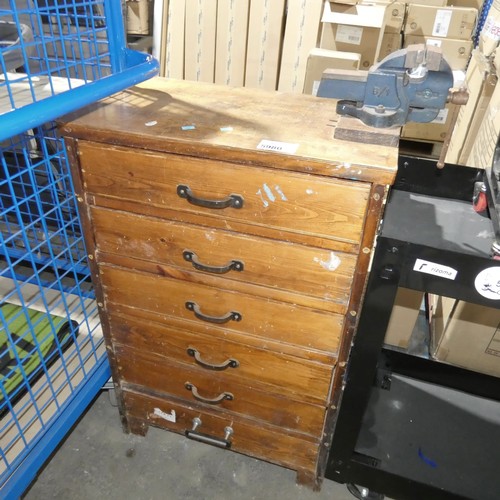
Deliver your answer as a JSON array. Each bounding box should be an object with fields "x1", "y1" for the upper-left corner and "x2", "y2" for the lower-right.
[{"x1": 60, "y1": 78, "x2": 398, "y2": 488}]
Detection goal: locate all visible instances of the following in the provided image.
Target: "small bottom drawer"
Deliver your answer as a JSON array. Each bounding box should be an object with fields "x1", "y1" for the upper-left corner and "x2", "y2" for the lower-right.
[{"x1": 122, "y1": 389, "x2": 320, "y2": 474}]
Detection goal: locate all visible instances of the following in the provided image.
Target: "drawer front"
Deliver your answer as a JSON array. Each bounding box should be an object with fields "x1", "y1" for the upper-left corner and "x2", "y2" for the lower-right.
[
  {"x1": 109, "y1": 311, "x2": 334, "y2": 400},
  {"x1": 101, "y1": 265, "x2": 344, "y2": 354},
  {"x1": 91, "y1": 207, "x2": 357, "y2": 307},
  {"x1": 79, "y1": 141, "x2": 370, "y2": 246},
  {"x1": 122, "y1": 389, "x2": 319, "y2": 471},
  {"x1": 117, "y1": 346, "x2": 327, "y2": 432}
]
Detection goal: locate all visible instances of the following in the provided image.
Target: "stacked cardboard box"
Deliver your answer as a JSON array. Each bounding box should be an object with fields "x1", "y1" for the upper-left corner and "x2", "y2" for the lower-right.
[
  {"x1": 457, "y1": 1, "x2": 500, "y2": 168},
  {"x1": 400, "y1": 3, "x2": 478, "y2": 142},
  {"x1": 277, "y1": 0, "x2": 324, "y2": 92},
  {"x1": 303, "y1": 0, "x2": 405, "y2": 95},
  {"x1": 304, "y1": 0, "x2": 478, "y2": 98},
  {"x1": 160, "y1": 1, "x2": 285, "y2": 88},
  {"x1": 445, "y1": 0, "x2": 500, "y2": 166},
  {"x1": 156, "y1": 0, "x2": 479, "y2": 99}
]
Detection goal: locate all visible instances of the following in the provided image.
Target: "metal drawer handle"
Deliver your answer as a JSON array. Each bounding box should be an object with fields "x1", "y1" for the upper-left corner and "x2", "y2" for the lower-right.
[
  {"x1": 185, "y1": 417, "x2": 233, "y2": 449},
  {"x1": 183, "y1": 250, "x2": 244, "y2": 274},
  {"x1": 185, "y1": 382, "x2": 234, "y2": 404},
  {"x1": 185, "y1": 301, "x2": 242, "y2": 324},
  {"x1": 187, "y1": 347, "x2": 239, "y2": 371},
  {"x1": 177, "y1": 185, "x2": 244, "y2": 209}
]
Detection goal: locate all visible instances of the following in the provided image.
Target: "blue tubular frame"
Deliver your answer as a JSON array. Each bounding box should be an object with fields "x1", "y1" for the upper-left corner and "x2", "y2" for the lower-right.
[
  {"x1": 0, "y1": 49, "x2": 158, "y2": 142},
  {"x1": 0, "y1": 0, "x2": 159, "y2": 142},
  {"x1": 1, "y1": 359, "x2": 110, "y2": 500},
  {"x1": 0, "y1": 129, "x2": 111, "y2": 499},
  {"x1": 0, "y1": 1, "x2": 158, "y2": 496}
]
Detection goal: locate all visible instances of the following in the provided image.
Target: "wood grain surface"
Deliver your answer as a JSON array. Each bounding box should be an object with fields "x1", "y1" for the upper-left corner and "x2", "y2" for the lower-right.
[
  {"x1": 122, "y1": 389, "x2": 320, "y2": 472},
  {"x1": 91, "y1": 206, "x2": 357, "y2": 309},
  {"x1": 101, "y1": 265, "x2": 344, "y2": 355},
  {"x1": 79, "y1": 141, "x2": 370, "y2": 247},
  {"x1": 110, "y1": 313, "x2": 335, "y2": 403},
  {"x1": 60, "y1": 78, "x2": 398, "y2": 184}
]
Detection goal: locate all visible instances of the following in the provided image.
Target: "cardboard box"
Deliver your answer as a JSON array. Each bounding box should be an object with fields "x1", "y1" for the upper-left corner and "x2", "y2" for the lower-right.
[
  {"x1": 303, "y1": 48, "x2": 361, "y2": 95},
  {"x1": 432, "y1": 299, "x2": 500, "y2": 378},
  {"x1": 184, "y1": 0, "x2": 217, "y2": 82},
  {"x1": 403, "y1": 35, "x2": 472, "y2": 70},
  {"x1": 406, "y1": 0, "x2": 447, "y2": 5},
  {"x1": 278, "y1": 0, "x2": 323, "y2": 92},
  {"x1": 445, "y1": 49, "x2": 497, "y2": 165},
  {"x1": 428, "y1": 294, "x2": 455, "y2": 355},
  {"x1": 383, "y1": 1, "x2": 405, "y2": 33},
  {"x1": 377, "y1": 31, "x2": 403, "y2": 61},
  {"x1": 466, "y1": 48, "x2": 500, "y2": 168},
  {"x1": 402, "y1": 69, "x2": 465, "y2": 142},
  {"x1": 245, "y1": 0, "x2": 286, "y2": 90},
  {"x1": 127, "y1": 0, "x2": 150, "y2": 35},
  {"x1": 360, "y1": 0, "x2": 406, "y2": 34},
  {"x1": 402, "y1": 103, "x2": 455, "y2": 141},
  {"x1": 319, "y1": 2, "x2": 386, "y2": 69},
  {"x1": 384, "y1": 288, "x2": 425, "y2": 349},
  {"x1": 479, "y1": 0, "x2": 500, "y2": 57},
  {"x1": 404, "y1": 5, "x2": 477, "y2": 40},
  {"x1": 215, "y1": 0, "x2": 250, "y2": 86},
  {"x1": 447, "y1": 0, "x2": 483, "y2": 9},
  {"x1": 164, "y1": 0, "x2": 186, "y2": 79}
]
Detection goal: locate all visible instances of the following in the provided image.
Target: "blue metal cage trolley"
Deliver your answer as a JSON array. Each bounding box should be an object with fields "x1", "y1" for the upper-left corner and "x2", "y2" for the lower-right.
[{"x1": 0, "y1": 2, "x2": 158, "y2": 498}]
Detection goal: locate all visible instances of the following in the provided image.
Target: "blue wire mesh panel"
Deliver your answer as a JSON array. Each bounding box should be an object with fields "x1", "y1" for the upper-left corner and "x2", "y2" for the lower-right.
[
  {"x1": 0, "y1": 0, "x2": 158, "y2": 141},
  {"x1": 0, "y1": 127, "x2": 107, "y2": 496},
  {"x1": 0, "y1": 2, "x2": 157, "y2": 496},
  {"x1": 475, "y1": 0, "x2": 494, "y2": 47}
]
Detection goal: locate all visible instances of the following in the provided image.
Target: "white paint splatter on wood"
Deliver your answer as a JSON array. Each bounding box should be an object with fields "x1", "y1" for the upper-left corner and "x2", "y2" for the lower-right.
[
  {"x1": 314, "y1": 252, "x2": 341, "y2": 271},
  {"x1": 263, "y1": 183, "x2": 276, "y2": 202},
  {"x1": 256, "y1": 183, "x2": 287, "y2": 206},
  {"x1": 275, "y1": 185, "x2": 287, "y2": 201}
]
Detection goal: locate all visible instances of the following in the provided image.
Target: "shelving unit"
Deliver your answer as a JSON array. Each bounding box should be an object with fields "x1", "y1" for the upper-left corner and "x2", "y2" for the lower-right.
[
  {"x1": 0, "y1": 2, "x2": 158, "y2": 498},
  {"x1": 324, "y1": 156, "x2": 500, "y2": 499}
]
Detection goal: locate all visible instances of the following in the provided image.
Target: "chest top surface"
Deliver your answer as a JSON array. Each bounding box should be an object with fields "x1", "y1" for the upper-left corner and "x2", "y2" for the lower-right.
[{"x1": 60, "y1": 77, "x2": 399, "y2": 185}]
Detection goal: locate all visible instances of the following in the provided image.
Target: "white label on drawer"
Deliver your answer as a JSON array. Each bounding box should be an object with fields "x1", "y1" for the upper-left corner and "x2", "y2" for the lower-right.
[
  {"x1": 474, "y1": 267, "x2": 500, "y2": 300},
  {"x1": 336, "y1": 25, "x2": 363, "y2": 45},
  {"x1": 432, "y1": 10, "x2": 452, "y2": 37},
  {"x1": 153, "y1": 407, "x2": 176, "y2": 423},
  {"x1": 257, "y1": 140, "x2": 298, "y2": 154},
  {"x1": 413, "y1": 258, "x2": 457, "y2": 280}
]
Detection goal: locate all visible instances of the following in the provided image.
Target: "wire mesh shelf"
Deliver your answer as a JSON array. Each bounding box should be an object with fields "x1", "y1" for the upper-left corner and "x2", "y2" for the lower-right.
[
  {"x1": 1, "y1": 1, "x2": 158, "y2": 497},
  {"x1": 0, "y1": 0, "x2": 159, "y2": 141},
  {"x1": 0, "y1": 126, "x2": 109, "y2": 499}
]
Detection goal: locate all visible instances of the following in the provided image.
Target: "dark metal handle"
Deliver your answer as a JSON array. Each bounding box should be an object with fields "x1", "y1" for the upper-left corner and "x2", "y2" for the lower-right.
[
  {"x1": 183, "y1": 250, "x2": 244, "y2": 274},
  {"x1": 187, "y1": 347, "x2": 239, "y2": 370},
  {"x1": 185, "y1": 417, "x2": 233, "y2": 449},
  {"x1": 185, "y1": 301, "x2": 242, "y2": 324},
  {"x1": 177, "y1": 185, "x2": 243, "y2": 209},
  {"x1": 185, "y1": 382, "x2": 234, "y2": 404}
]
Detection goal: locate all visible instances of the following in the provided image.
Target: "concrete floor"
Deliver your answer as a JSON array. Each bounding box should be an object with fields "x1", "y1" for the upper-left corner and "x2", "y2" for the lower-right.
[{"x1": 23, "y1": 391, "x2": 357, "y2": 500}]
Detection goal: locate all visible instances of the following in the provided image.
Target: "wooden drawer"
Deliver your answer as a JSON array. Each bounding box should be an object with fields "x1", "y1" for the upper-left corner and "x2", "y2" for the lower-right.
[
  {"x1": 109, "y1": 311, "x2": 335, "y2": 401},
  {"x1": 122, "y1": 389, "x2": 319, "y2": 472},
  {"x1": 91, "y1": 207, "x2": 357, "y2": 310},
  {"x1": 117, "y1": 346, "x2": 327, "y2": 433},
  {"x1": 79, "y1": 141, "x2": 370, "y2": 250},
  {"x1": 101, "y1": 265, "x2": 344, "y2": 354}
]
